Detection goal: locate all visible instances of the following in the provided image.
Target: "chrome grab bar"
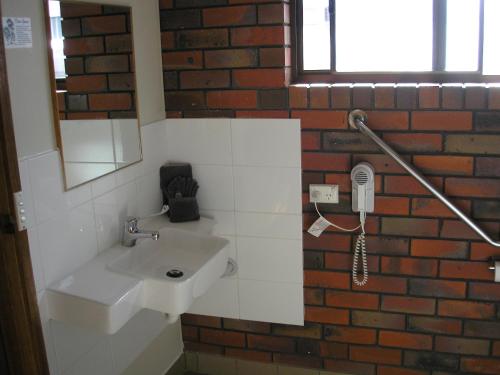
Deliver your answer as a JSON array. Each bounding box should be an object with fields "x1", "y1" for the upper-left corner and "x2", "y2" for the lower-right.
[{"x1": 348, "y1": 109, "x2": 500, "y2": 248}]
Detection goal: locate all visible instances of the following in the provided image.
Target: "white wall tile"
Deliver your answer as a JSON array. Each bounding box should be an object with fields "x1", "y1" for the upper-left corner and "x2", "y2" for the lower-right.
[
  {"x1": 231, "y1": 119, "x2": 300, "y2": 168},
  {"x1": 235, "y1": 212, "x2": 302, "y2": 240},
  {"x1": 18, "y1": 159, "x2": 36, "y2": 229},
  {"x1": 91, "y1": 173, "x2": 117, "y2": 198},
  {"x1": 63, "y1": 338, "x2": 114, "y2": 375},
  {"x1": 166, "y1": 119, "x2": 232, "y2": 166},
  {"x1": 38, "y1": 292, "x2": 60, "y2": 375},
  {"x1": 141, "y1": 120, "x2": 169, "y2": 175},
  {"x1": 188, "y1": 278, "x2": 239, "y2": 319},
  {"x1": 239, "y1": 280, "x2": 303, "y2": 325},
  {"x1": 233, "y1": 166, "x2": 301, "y2": 214},
  {"x1": 198, "y1": 353, "x2": 237, "y2": 375},
  {"x1": 28, "y1": 228, "x2": 45, "y2": 292},
  {"x1": 200, "y1": 210, "x2": 236, "y2": 236},
  {"x1": 237, "y1": 237, "x2": 302, "y2": 283},
  {"x1": 38, "y1": 201, "x2": 98, "y2": 285},
  {"x1": 192, "y1": 165, "x2": 234, "y2": 211},
  {"x1": 136, "y1": 171, "x2": 163, "y2": 218}
]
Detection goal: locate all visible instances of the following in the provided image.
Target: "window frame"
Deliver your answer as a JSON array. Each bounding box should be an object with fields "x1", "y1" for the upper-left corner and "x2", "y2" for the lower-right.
[{"x1": 292, "y1": 0, "x2": 500, "y2": 83}]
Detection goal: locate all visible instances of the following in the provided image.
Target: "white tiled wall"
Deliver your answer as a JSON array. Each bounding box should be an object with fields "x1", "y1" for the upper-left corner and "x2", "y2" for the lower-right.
[
  {"x1": 164, "y1": 119, "x2": 304, "y2": 325},
  {"x1": 21, "y1": 121, "x2": 182, "y2": 375}
]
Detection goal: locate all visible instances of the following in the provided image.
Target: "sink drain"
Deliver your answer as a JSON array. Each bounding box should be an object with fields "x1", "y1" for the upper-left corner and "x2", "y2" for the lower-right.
[{"x1": 166, "y1": 269, "x2": 184, "y2": 278}]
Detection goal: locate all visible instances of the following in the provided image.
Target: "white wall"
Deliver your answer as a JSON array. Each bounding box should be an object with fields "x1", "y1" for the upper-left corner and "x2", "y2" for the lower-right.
[{"x1": 2, "y1": 0, "x2": 165, "y2": 158}]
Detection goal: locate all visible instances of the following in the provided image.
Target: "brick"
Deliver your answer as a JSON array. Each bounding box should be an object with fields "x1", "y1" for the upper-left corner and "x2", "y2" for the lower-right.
[
  {"x1": 200, "y1": 328, "x2": 245, "y2": 347},
  {"x1": 445, "y1": 134, "x2": 500, "y2": 155},
  {"x1": 205, "y1": 49, "x2": 258, "y2": 68},
  {"x1": 306, "y1": 306, "x2": 350, "y2": 325},
  {"x1": 324, "y1": 326, "x2": 376, "y2": 344},
  {"x1": 474, "y1": 200, "x2": 500, "y2": 219},
  {"x1": 82, "y1": 15, "x2": 126, "y2": 35},
  {"x1": 464, "y1": 321, "x2": 500, "y2": 339},
  {"x1": 177, "y1": 29, "x2": 228, "y2": 49},
  {"x1": 258, "y1": 89, "x2": 288, "y2": 109},
  {"x1": 184, "y1": 110, "x2": 234, "y2": 118},
  {"x1": 385, "y1": 175, "x2": 443, "y2": 195},
  {"x1": 231, "y1": 26, "x2": 285, "y2": 46},
  {"x1": 350, "y1": 346, "x2": 401, "y2": 365},
  {"x1": 442, "y1": 86, "x2": 463, "y2": 109},
  {"x1": 67, "y1": 112, "x2": 107, "y2": 120},
  {"x1": 351, "y1": 311, "x2": 405, "y2": 330},
  {"x1": 325, "y1": 253, "x2": 379, "y2": 273},
  {"x1": 304, "y1": 288, "x2": 323, "y2": 305},
  {"x1": 331, "y1": 86, "x2": 351, "y2": 108},
  {"x1": 319, "y1": 342, "x2": 348, "y2": 359},
  {"x1": 465, "y1": 86, "x2": 488, "y2": 109},
  {"x1": 381, "y1": 217, "x2": 439, "y2": 237},
  {"x1": 383, "y1": 133, "x2": 442, "y2": 153},
  {"x1": 411, "y1": 239, "x2": 468, "y2": 259},
  {"x1": 247, "y1": 334, "x2": 295, "y2": 353},
  {"x1": 165, "y1": 91, "x2": 205, "y2": 110},
  {"x1": 364, "y1": 236, "x2": 409, "y2": 256},
  {"x1": 66, "y1": 75, "x2": 107, "y2": 92},
  {"x1": 271, "y1": 323, "x2": 322, "y2": 339},
  {"x1": 381, "y1": 257, "x2": 437, "y2": 277},
  {"x1": 181, "y1": 325, "x2": 198, "y2": 341},
  {"x1": 440, "y1": 260, "x2": 494, "y2": 281},
  {"x1": 397, "y1": 86, "x2": 418, "y2": 109},
  {"x1": 461, "y1": 358, "x2": 500, "y2": 375},
  {"x1": 439, "y1": 299, "x2": 495, "y2": 319},
  {"x1": 61, "y1": 19, "x2": 81, "y2": 37},
  {"x1": 260, "y1": 47, "x2": 290, "y2": 67},
  {"x1": 161, "y1": 31, "x2": 175, "y2": 49},
  {"x1": 325, "y1": 291, "x2": 379, "y2": 310},
  {"x1": 435, "y1": 336, "x2": 489, "y2": 355},
  {"x1": 222, "y1": 319, "x2": 270, "y2": 333},
  {"x1": 468, "y1": 282, "x2": 500, "y2": 301},
  {"x1": 352, "y1": 154, "x2": 404, "y2": 174},
  {"x1": 64, "y1": 37, "x2": 104, "y2": 56},
  {"x1": 324, "y1": 359, "x2": 375, "y2": 375},
  {"x1": 273, "y1": 353, "x2": 322, "y2": 369},
  {"x1": 409, "y1": 279, "x2": 466, "y2": 298},
  {"x1": 258, "y1": 3, "x2": 287, "y2": 24},
  {"x1": 178, "y1": 0, "x2": 226, "y2": 7},
  {"x1": 180, "y1": 70, "x2": 230, "y2": 89},
  {"x1": 309, "y1": 86, "x2": 329, "y2": 109},
  {"x1": 304, "y1": 250, "x2": 323, "y2": 269},
  {"x1": 225, "y1": 348, "x2": 271, "y2": 363},
  {"x1": 382, "y1": 295, "x2": 436, "y2": 315},
  {"x1": 419, "y1": 86, "x2": 440, "y2": 108},
  {"x1": 301, "y1": 153, "x2": 350, "y2": 171},
  {"x1": 182, "y1": 314, "x2": 221, "y2": 328},
  {"x1": 301, "y1": 131, "x2": 320, "y2": 151},
  {"x1": 322, "y1": 132, "x2": 379, "y2": 152},
  {"x1": 204, "y1": 6, "x2": 256, "y2": 27},
  {"x1": 411, "y1": 197, "x2": 470, "y2": 218},
  {"x1": 379, "y1": 331, "x2": 432, "y2": 350},
  {"x1": 489, "y1": 87, "x2": 500, "y2": 109},
  {"x1": 291, "y1": 110, "x2": 347, "y2": 129},
  {"x1": 160, "y1": 9, "x2": 201, "y2": 30},
  {"x1": 235, "y1": 110, "x2": 288, "y2": 118},
  {"x1": 303, "y1": 270, "x2": 350, "y2": 289},
  {"x1": 85, "y1": 55, "x2": 129, "y2": 73},
  {"x1": 445, "y1": 178, "x2": 500, "y2": 198},
  {"x1": 408, "y1": 316, "x2": 462, "y2": 335},
  {"x1": 378, "y1": 366, "x2": 427, "y2": 375},
  {"x1": 206, "y1": 90, "x2": 257, "y2": 109},
  {"x1": 412, "y1": 111, "x2": 472, "y2": 131},
  {"x1": 184, "y1": 341, "x2": 223, "y2": 355},
  {"x1": 352, "y1": 86, "x2": 372, "y2": 108},
  {"x1": 413, "y1": 155, "x2": 473, "y2": 176},
  {"x1": 476, "y1": 157, "x2": 500, "y2": 177},
  {"x1": 352, "y1": 274, "x2": 407, "y2": 294},
  {"x1": 105, "y1": 34, "x2": 132, "y2": 53},
  {"x1": 60, "y1": 3, "x2": 102, "y2": 18},
  {"x1": 65, "y1": 57, "x2": 84, "y2": 75},
  {"x1": 162, "y1": 51, "x2": 203, "y2": 70},
  {"x1": 159, "y1": 0, "x2": 173, "y2": 9},
  {"x1": 108, "y1": 73, "x2": 134, "y2": 91},
  {"x1": 296, "y1": 338, "x2": 320, "y2": 357},
  {"x1": 88, "y1": 93, "x2": 131, "y2": 110},
  {"x1": 475, "y1": 111, "x2": 500, "y2": 131},
  {"x1": 364, "y1": 111, "x2": 408, "y2": 130},
  {"x1": 303, "y1": 233, "x2": 351, "y2": 252},
  {"x1": 374, "y1": 85, "x2": 395, "y2": 109},
  {"x1": 440, "y1": 220, "x2": 500, "y2": 240}
]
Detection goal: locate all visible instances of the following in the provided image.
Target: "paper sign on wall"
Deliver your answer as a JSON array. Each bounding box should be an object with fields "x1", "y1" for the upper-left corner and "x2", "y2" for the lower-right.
[{"x1": 2, "y1": 17, "x2": 32, "y2": 49}]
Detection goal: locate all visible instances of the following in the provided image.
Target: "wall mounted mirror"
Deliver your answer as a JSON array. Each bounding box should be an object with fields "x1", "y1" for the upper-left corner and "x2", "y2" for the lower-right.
[{"x1": 44, "y1": 0, "x2": 142, "y2": 189}]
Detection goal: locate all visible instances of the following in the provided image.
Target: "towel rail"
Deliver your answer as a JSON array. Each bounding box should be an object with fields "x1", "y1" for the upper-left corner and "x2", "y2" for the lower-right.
[{"x1": 348, "y1": 109, "x2": 500, "y2": 248}]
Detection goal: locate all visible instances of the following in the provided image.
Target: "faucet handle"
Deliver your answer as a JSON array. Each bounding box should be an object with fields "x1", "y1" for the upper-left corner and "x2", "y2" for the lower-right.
[{"x1": 125, "y1": 217, "x2": 138, "y2": 232}]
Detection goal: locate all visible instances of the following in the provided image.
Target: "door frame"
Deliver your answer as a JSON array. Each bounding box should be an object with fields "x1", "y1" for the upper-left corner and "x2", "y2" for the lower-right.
[{"x1": 0, "y1": 1, "x2": 50, "y2": 373}]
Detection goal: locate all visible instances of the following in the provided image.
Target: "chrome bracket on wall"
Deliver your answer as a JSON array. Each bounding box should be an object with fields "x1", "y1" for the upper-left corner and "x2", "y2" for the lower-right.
[{"x1": 348, "y1": 109, "x2": 500, "y2": 248}]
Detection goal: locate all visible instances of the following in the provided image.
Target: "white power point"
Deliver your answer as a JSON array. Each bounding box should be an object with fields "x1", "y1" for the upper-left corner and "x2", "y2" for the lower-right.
[{"x1": 309, "y1": 184, "x2": 339, "y2": 204}]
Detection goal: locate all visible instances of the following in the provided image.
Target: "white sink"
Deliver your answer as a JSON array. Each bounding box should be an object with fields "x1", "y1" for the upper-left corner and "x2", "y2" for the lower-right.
[
  {"x1": 108, "y1": 226, "x2": 229, "y2": 316},
  {"x1": 46, "y1": 216, "x2": 230, "y2": 334}
]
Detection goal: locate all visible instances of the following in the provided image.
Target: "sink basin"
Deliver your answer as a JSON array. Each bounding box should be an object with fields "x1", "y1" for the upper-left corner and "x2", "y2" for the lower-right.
[
  {"x1": 46, "y1": 217, "x2": 230, "y2": 334},
  {"x1": 108, "y1": 226, "x2": 229, "y2": 316}
]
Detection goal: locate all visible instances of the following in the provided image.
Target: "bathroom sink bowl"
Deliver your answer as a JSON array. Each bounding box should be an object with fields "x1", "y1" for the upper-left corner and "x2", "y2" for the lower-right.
[{"x1": 107, "y1": 226, "x2": 229, "y2": 316}]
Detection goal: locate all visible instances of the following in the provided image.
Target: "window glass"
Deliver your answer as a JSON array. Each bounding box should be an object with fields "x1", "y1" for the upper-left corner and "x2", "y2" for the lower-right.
[
  {"x1": 49, "y1": 0, "x2": 66, "y2": 79},
  {"x1": 483, "y1": 0, "x2": 500, "y2": 75},
  {"x1": 335, "y1": 0, "x2": 433, "y2": 72},
  {"x1": 302, "y1": 0, "x2": 330, "y2": 70}
]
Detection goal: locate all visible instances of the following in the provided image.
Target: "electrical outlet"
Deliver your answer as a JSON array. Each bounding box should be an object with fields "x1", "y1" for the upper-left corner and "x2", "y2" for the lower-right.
[{"x1": 309, "y1": 184, "x2": 339, "y2": 204}]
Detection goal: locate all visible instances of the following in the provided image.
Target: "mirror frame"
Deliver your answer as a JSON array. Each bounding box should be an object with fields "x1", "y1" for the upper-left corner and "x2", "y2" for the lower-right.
[{"x1": 42, "y1": 0, "x2": 143, "y2": 191}]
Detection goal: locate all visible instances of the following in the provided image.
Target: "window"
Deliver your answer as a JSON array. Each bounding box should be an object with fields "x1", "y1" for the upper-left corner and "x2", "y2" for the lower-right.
[
  {"x1": 48, "y1": 0, "x2": 66, "y2": 79},
  {"x1": 295, "y1": 0, "x2": 500, "y2": 83}
]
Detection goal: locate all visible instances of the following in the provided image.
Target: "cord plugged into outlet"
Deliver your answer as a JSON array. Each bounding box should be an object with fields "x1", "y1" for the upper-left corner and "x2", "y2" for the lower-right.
[{"x1": 309, "y1": 184, "x2": 339, "y2": 204}]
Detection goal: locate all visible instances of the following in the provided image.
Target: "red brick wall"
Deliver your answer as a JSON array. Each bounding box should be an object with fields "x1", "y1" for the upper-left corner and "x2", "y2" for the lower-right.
[
  {"x1": 160, "y1": 1, "x2": 500, "y2": 374},
  {"x1": 57, "y1": 3, "x2": 136, "y2": 120}
]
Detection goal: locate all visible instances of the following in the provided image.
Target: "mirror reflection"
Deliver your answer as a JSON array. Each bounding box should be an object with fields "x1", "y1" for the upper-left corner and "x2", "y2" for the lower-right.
[{"x1": 47, "y1": 1, "x2": 141, "y2": 189}]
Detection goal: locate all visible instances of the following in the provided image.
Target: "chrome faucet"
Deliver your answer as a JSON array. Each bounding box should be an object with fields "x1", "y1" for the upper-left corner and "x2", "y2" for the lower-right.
[{"x1": 122, "y1": 217, "x2": 160, "y2": 247}]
